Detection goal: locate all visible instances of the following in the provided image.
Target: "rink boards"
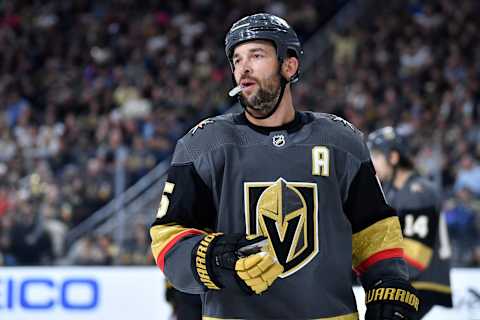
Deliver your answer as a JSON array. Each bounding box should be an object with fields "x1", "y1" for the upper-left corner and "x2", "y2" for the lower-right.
[{"x1": 0, "y1": 267, "x2": 478, "y2": 320}]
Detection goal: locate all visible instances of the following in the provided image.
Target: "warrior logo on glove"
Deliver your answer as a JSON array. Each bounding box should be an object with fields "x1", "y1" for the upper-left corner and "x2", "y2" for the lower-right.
[{"x1": 244, "y1": 178, "x2": 319, "y2": 277}]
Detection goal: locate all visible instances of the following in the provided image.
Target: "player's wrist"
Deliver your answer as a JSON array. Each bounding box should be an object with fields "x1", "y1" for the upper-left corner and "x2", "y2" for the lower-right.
[
  {"x1": 365, "y1": 278, "x2": 420, "y2": 320},
  {"x1": 192, "y1": 232, "x2": 224, "y2": 290}
]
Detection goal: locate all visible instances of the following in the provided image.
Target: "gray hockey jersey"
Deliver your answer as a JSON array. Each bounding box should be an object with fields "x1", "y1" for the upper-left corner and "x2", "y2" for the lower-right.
[{"x1": 150, "y1": 111, "x2": 409, "y2": 319}]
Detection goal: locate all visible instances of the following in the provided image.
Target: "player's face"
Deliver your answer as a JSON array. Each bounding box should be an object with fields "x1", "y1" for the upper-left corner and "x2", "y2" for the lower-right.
[
  {"x1": 370, "y1": 150, "x2": 392, "y2": 181},
  {"x1": 232, "y1": 40, "x2": 281, "y2": 118}
]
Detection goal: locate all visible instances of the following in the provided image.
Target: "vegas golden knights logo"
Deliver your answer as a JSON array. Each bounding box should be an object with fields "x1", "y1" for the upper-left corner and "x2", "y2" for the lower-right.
[{"x1": 244, "y1": 178, "x2": 319, "y2": 278}]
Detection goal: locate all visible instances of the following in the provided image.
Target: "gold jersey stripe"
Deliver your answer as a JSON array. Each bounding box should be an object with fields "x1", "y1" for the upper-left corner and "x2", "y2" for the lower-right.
[
  {"x1": 402, "y1": 238, "x2": 433, "y2": 269},
  {"x1": 150, "y1": 224, "x2": 206, "y2": 263},
  {"x1": 203, "y1": 312, "x2": 358, "y2": 320},
  {"x1": 412, "y1": 281, "x2": 452, "y2": 294},
  {"x1": 352, "y1": 216, "x2": 403, "y2": 267}
]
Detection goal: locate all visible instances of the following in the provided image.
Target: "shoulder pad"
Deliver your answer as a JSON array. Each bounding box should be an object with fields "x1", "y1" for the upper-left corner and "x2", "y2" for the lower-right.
[
  {"x1": 175, "y1": 114, "x2": 244, "y2": 162},
  {"x1": 410, "y1": 176, "x2": 437, "y2": 195},
  {"x1": 322, "y1": 114, "x2": 363, "y2": 137},
  {"x1": 407, "y1": 175, "x2": 440, "y2": 207},
  {"x1": 307, "y1": 112, "x2": 368, "y2": 162},
  {"x1": 190, "y1": 118, "x2": 216, "y2": 136}
]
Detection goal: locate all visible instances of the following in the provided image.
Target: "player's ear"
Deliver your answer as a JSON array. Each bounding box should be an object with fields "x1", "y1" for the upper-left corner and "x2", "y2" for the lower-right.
[{"x1": 281, "y1": 56, "x2": 299, "y2": 81}]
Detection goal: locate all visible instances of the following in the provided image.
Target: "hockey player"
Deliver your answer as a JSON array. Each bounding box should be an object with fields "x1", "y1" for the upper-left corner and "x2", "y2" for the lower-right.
[
  {"x1": 150, "y1": 13, "x2": 420, "y2": 319},
  {"x1": 368, "y1": 127, "x2": 453, "y2": 318}
]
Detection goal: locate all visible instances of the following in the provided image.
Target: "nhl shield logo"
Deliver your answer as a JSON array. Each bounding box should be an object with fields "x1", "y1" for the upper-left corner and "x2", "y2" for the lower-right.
[
  {"x1": 272, "y1": 134, "x2": 285, "y2": 147},
  {"x1": 243, "y1": 178, "x2": 319, "y2": 277}
]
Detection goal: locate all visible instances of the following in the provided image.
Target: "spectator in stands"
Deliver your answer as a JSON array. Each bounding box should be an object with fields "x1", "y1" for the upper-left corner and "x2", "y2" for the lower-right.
[
  {"x1": 0, "y1": 213, "x2": 15, "y2": 265},
  {"x1": 7, "y1": 200, "x2": 54, "y2": 265},
  {"x1": 444, "y1": 188, "x2": 479, "y2": 266},
  {"x1": 126, "y1": 136, "x2": 156, "y2": 185},
  {"x1": 454, "y1": 155, "x2": 480, "y2": 197},
  {"x1": 65, "y1": 235, "x2": 117, "y2": 265},
  {"x1": 120, "y1": 223, "x2": 152, "y2": 265}
]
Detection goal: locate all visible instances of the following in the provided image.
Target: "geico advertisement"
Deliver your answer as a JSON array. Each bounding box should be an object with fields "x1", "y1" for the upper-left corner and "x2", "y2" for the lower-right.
[
  {"x1": 1, "y1": 267, "x2": 479, "y2": 320},
  {"x1": 0, "y1": 267, "x2": 171, "y2": 320}
]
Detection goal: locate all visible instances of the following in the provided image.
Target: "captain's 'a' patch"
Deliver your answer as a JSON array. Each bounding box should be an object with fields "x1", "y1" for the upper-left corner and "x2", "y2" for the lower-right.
[{"x1": 244, "y1": 178, "x2": 319, "y2": 278}]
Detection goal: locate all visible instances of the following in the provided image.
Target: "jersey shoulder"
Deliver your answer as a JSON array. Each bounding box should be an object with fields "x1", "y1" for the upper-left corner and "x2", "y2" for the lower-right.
[
  {"x1": 309, "y1": 112, "x2": 364, "y2": 136},
  {"x1": 174, "y1": 113, "x2": 246, "y2": 163},
  {"x1": 402, "y1": 175, "x2": 440, "y2": 209},
  {"x1": 305, "y1": 112, "x2": 368, "y2": 161}
]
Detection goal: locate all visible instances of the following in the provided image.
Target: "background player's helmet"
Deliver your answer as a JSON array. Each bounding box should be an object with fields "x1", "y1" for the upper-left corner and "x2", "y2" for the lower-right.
[
  {"x1": 367, "y1": 126, "x2": 410, "y2": 159},
  {"x1": 225, "y1": 13, "x2": 303, "y2": 83}
]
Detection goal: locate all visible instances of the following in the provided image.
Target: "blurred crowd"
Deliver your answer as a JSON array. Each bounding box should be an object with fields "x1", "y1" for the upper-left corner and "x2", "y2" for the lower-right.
[
  {"x1": 0, "y1": 0, "x2": 479, "y2": 267},
  {"x1": 295, "y1": 0, "x2": 480, "y2": 266},
  {"x1": 0, "y1": 0, "x2": 323, "y2": 266}
]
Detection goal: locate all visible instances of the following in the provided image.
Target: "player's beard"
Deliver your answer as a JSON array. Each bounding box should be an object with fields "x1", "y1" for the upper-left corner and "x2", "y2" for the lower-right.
[{"x1": 239, "y1": 73, "x2": 281, "y2": 119}]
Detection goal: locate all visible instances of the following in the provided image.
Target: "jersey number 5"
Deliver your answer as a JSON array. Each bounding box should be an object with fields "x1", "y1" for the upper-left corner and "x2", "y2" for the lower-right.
[{"x1": 156, "y1": 182, "x2": 175, "y2": 218}]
